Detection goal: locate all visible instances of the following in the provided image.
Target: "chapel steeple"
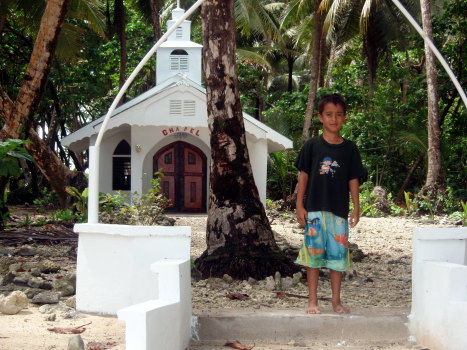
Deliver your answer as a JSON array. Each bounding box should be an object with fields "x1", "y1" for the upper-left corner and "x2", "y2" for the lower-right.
[{"x1": 156, "y1": 4, "x2": 202, "y2": 86}]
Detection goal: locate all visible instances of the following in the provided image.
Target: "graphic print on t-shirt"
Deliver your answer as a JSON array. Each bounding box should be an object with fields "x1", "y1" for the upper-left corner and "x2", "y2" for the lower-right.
[{"x1": 319, "y1": 156, "x2": 340, "y2": 176}]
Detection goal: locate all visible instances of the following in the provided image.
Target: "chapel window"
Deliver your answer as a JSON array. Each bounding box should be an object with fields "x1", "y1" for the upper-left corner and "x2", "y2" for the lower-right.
[{"x1": 112, "y1": 140, "x2": 131, "y2": 191}]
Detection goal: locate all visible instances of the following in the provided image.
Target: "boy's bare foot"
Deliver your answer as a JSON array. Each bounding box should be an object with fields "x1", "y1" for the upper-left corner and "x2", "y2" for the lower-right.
[
  {"x1": 306, "y1": 303, "x2": 321, "y2": 314},
  {"x1": 333, "y1": 303, "x2": 350, "y2": 314}
]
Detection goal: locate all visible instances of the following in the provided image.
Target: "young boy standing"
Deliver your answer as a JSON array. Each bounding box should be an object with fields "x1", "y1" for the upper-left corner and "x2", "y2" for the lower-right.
[{"x1": 295, "y1": 94, "x2": 364, "y2": 314}]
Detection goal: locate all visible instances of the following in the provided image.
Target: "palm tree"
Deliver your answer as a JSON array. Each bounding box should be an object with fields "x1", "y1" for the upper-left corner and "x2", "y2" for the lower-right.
[
  {"x1": 283, "y1": 0, "x2": 326, "y2": 144},
  {"x1": 0, "y1": 0, "x2": 73, "y2": 208},
  {"x1": 0, "y1": 0, "x2": 105, "y2": 207},
  {"x1": 419, "y1": 0, "x2": 444, "y2": 194},
  {"x1": 320, "y1": 0, "x2": 417, "y2": 96},
  {"x1": 195, "y1": 0, "x2": 298, "y2": 280}
]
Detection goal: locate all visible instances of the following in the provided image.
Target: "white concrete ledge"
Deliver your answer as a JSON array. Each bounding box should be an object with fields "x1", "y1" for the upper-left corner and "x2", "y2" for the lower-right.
[
  {"x1": 410, "y1": 227, "x2": 467, "y2": 350},
  {"x1": 119, "y1": 300, "x2": 180, "y2": 350},
  {"x1": 118, "y1": 259, "x2": 192, "y2": 350},
  {"x1": 74, "y1": 223, "x2": 191, "y2": 315},
  {"x1": 74, "y1": 223, "x2": 191, "y2": 238}
]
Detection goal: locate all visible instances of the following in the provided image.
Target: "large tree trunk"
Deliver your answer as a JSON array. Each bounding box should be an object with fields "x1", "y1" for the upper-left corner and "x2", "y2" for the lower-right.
[
  {"x1": 195, "y1": 0, "x2": 298, "y2": 280},
  {"x1": 324, "y1": 38, "x2": 337, "y2": 88},
  {"x1": 301, "y1": 0, "x2": 325, "y2": 145},
  {"x1": 420, "y1": 0, "x2": 445, "y2": 193},
  {"x1": 149, "y1": 0, "x2": 162, "y2": 41},
  {"x1": 0, "y1": 0, "x2": 70, "y2": 141},
  {"x1": 0, "y1": 0, "x2": 74, "y2": 207},
  {"x1": 363, "y1": 6, "x2": 378, "y2": 99},
  {"x1": 25, "y1": 127, "x2": 74, "y2": 206}
]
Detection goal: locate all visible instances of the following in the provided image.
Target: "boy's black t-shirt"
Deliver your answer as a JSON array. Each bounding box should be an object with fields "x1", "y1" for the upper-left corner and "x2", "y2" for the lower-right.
[{"x1": 295, "y1": 135, "x2": 364, "y2": 219}]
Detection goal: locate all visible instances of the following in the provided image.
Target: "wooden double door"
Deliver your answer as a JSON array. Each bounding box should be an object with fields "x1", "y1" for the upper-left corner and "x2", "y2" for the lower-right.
[{"x1": 153, "y1": 141, "x2": 207, "y2": 213}]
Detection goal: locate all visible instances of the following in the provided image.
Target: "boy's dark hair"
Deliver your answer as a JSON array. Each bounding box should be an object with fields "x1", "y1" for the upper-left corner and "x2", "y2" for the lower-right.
[{"x1": 318, "y1": 94, "x2": 347, "y2": 115}]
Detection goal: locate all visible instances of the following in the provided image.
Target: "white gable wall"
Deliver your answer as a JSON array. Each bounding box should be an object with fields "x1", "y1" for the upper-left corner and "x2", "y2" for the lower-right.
[{"x1": 143, "y1": 87, "x2": 206, "y2": 127}]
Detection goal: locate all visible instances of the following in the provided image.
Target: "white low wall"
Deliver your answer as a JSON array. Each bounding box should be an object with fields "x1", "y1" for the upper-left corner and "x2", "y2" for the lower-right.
[
  {"x1": 118, "y1": 259, "x2": 192, "y2": 350},
  {"x1": 74, "y1": 223, "x2": 191, "y2": 315},
  {"x1": 410, "y1": 227, "x2": 467, "y2": 350}
]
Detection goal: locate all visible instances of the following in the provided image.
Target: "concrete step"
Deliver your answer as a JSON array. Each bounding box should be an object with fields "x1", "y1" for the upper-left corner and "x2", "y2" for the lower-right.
[
  {"x1": 191, "y1": 308, "x2": 415, "y2": 349},
  {"x1": 190, "y1": 342, "x2": 418, "y2": 349}
]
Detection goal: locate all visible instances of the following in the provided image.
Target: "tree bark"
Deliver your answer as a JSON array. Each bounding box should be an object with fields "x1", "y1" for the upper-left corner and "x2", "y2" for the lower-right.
[
  {"x1": 114, "y1": 0, "x2": 127, "y2": 93},
  {"x1": 0, "y1": 0, "x2": 71, "y2": 141},
  {"x1": 25, "y1": 127, "x2": 74, "y2": 206},
  {"x1": 324, "y1": 38, "x2": 337, "y2": 88},
  {"x1": 0, "y1": 0, "x2": 74, "y2": 208},
  {"x1": 301, "y1": 0, "x2": 324, "y2": 145},
  {"x1": 195, "y1": 0, "x2": 298, "y2": 280},
  {"x1": 149, "y1": 0, "x2": 162, "y2": 41},
  {"x1": 420, "y1": 0, "x2": 445, "y2": 193},
  {"x1": 318, "y1": 35, "x2": 327, "y2": 88}
]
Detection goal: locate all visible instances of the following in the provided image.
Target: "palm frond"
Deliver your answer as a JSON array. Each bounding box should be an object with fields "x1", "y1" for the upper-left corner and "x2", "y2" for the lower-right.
[
  {"x1": 237, "y1": 48, "x2": 273, "y2": 71},
  {"x1": 68, "y1": 0, "x2": 106, "y2": 38},
  {"x1": 55, "y1": 22, "x2": 87, "y2": 62}
]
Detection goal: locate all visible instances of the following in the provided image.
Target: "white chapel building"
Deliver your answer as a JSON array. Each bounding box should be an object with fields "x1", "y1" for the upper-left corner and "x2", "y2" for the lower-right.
[{"x1": 61, "y1": 6, "x2": 292, "y2": 213}]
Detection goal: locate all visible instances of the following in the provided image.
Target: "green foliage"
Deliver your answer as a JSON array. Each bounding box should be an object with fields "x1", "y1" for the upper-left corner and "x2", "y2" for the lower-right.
[
  {"x1": 461, "y1": 201, "x2": 467, "y2": 226},
  {"x1": 404, "y1": 191, "x2": 416, "y2": 216},
  {"x1": 126, "y1": 171, "x2": 170, "y2": 225},
  {"x1": 266, "y1": 198, "x2": 279, "y2": 210},
  {"x1": 65, "y1": 186, "x2": 89, "y2": 222},
  {"x1": 263, "y1": 88, "x2": 309, "y2": 148},
  {"x1": 35, "y1": 217, "x2": 47, "y2": 226},
  {"x1": 0, "y1": 139, "x2": 32, "y2": 178},
  {"x1": 358, "y1": 182, "x2": 382, "y2": 217},
  {"x1": 358, "y1": 182, "x2": 404, "y2": 217},
  {"x1": 0, "y1": 139, "x2": 33, "y2": 228},
  {"x1": 267, "y1": 150, "x2": 298, "y2": 201},
  {"x1": 99, "y1": 171, "x2": 169, "y2": 225},
  {"x1": 17, "y1": 214, "x2": 33, "y2": 228},
  {"x1": 100, "y1": 191, "x2": 129, "y2": 214},
  {"x1": 50, "y1": 209, "x2": 75, "y2": 223},
  {"x1": 33, "y1": 189, "x2": 59, "y2": 211}
]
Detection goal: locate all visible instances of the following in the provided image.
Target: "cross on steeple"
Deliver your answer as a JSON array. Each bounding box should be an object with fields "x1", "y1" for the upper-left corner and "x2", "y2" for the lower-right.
[{"x1": 177, "y1": 0, "x2": 181, "y2": 8}]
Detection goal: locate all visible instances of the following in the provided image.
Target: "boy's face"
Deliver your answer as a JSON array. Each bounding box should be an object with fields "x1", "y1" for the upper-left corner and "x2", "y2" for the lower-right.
[{"x1": 318, "y1": 102, "x2": 346, "y2": 134}]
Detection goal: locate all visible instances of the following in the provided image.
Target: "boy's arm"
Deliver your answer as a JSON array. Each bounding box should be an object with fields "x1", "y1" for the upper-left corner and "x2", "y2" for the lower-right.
[
  {"x1": 349, "y1": 178, "x2": 360, "y2": 227},
  {"x1": 296, "y1": 170, "x2": 309, "y2": 227}
]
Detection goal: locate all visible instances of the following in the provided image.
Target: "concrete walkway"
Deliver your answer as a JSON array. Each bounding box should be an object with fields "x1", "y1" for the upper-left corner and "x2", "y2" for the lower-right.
[{"x1": 191, "y1": 308, "x2": 419, "y2": 349}]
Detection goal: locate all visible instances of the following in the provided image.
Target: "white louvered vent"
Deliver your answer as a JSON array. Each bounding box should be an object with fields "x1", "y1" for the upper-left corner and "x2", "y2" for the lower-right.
[
  {"x1": 170, "y1": 100, "x2": 182, "y2": 116},
  {"x1": 169, "y1": 100, "x2": 196, "y2": 116},
  {"x1": 170, "y1": 57, "x2": 179, "y2": 70},
  {"x1": 183, "y1": 100, "x2": 196, "y2": 116},
  {"x1": 176, "y1": 27, "x2": 183, "y2": 39},
  {"x1": 170, "y1": 56, "x2": 189, "y2": 71},
  {"x1": 179, "y1": 57, "x2": 188, "y2": 71}
]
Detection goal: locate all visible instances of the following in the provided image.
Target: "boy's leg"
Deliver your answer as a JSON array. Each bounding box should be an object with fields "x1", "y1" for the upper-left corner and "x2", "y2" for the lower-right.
[
  {"x1": 306, "y1": 267, "x2": 320, "y2": 314},
  {"x1": 330, "y1": 269, "x2": 350, "y2": 314}
]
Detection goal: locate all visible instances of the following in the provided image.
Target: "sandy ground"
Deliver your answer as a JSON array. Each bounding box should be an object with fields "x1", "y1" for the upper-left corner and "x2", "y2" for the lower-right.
[
  {"x1": 0, "y1": 213, "x2": 453, "y2": 349},
  {"x1": 0, "y1": 308, "x2": 125, "y2": 350}
]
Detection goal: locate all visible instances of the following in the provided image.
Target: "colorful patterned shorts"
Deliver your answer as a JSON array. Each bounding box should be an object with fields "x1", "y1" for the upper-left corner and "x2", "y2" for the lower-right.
[{"x1": 295, "y1": 211, "x2": 351, "y2": 272}]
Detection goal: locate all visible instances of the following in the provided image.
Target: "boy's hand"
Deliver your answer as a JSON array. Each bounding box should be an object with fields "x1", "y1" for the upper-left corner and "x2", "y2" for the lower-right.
[
  {"x1": 296, "y1": 206, "x2": 307, "y2": 227},
  {"x1": 349, "y1": 209, "x2": 359, "y2": 228}
]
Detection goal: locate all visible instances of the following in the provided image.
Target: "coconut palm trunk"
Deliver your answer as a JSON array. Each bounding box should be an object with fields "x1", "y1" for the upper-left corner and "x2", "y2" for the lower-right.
[
  {"x1": 420, "y1": 0, "x2": 445, "y2": 193},
  {"x1": 195, "y1": 0, "x2": 298, "y2": 280},
  {"x1": 0, "y1": 0, "x2": 74, "y2": 206},
  {"x1": 301, "y1": 0, "x2": 325, "y2": 145}
]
